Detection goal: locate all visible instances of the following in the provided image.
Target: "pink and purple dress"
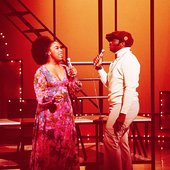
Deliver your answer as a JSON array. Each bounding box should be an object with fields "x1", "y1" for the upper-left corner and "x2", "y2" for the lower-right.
[{"x1": 30, "y1": 65, "x2": 81, "y2": 170}]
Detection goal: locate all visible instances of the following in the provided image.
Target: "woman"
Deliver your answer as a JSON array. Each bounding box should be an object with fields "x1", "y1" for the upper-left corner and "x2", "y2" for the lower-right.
[{"x1": 30, "y1": 36, "x2": 82, "y2": 170}]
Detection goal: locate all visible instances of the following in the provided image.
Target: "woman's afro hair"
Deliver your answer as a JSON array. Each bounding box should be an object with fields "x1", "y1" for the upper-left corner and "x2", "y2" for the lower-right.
[{"x1": 31, "y1": 36, "x2": 53, "y2": 65}]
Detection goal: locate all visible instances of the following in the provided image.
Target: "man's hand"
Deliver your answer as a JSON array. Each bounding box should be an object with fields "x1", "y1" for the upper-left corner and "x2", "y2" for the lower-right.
[
  {"x1": 113, "y1": 113, "x2": 126, "y2": 133},
  {"x1": 93, "y1": 54, "x2": 103, "y2": 70}
]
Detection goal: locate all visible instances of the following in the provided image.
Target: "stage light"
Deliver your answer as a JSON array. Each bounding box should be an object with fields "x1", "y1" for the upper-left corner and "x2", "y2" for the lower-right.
[
  {"x1": 1, "y1": 31, "x2": 23, "y2": 105},
  {"x1": 159, "y1": 91, "x2": 170, "y2": 131}
]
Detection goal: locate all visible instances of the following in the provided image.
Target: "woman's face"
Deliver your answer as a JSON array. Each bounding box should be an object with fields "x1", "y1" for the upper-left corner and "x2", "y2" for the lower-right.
[{"x1": 49, "y1": 41, "x2": 63, "y2": 62}]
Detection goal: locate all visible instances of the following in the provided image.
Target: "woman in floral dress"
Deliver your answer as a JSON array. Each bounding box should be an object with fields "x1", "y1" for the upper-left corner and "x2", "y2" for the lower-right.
[{"x1": 30, "y1": 36, "x2": 82, "y2": 170}]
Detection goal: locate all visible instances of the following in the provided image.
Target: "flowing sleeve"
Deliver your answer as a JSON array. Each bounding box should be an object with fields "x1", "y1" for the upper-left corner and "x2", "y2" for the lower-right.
[
  {"x1": 63, "y1": 65, "x2": 82, "y2": 97},
  {"x1": 67, "y1": 78, "x2": 82, "y2": 98},
  {"x1": 34, "y1": 69, "x2": 55, "y2": 113}
]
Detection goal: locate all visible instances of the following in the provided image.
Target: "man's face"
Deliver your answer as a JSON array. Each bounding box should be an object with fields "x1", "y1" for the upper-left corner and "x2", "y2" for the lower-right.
[{"x1": 109, "y1": 39, "x2": 123, "y2": 53}]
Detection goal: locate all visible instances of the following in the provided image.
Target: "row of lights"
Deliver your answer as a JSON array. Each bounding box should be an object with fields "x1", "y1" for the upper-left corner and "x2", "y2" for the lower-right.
[
  {"x1": 0, "y1": 32, "x2": 23, "y2": 100},
  {"x1": 160, "y1": 91, "x2": 169, "y2": 130},
  {"x1": 8, "y1": 99, "x2": 26, "y2": 112},
  {"x1": 0, "y1": 60, "x2": 23, "y2": 99},
  {"x1": 0, "y1": 32, "x2": 10, "y2": 58}
]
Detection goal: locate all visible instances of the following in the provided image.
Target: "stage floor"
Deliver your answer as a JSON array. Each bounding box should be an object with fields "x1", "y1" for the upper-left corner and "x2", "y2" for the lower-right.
[{"x1": 0, "y1": 140, "x2": 170, "y2": 170}]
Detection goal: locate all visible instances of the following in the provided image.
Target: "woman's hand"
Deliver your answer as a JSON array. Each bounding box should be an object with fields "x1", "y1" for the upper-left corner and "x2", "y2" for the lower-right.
[
  {"x1": 54, "y1": 93, "x2": 64, "y2": 103},
  {"x1": 68, "y1": 66, "x2": 77, "y2": 77}
]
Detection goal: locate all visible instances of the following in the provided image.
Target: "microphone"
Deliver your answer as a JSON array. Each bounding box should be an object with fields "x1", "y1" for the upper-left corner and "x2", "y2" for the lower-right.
[
  {"x1": 67, "y1": 57, "x2": 72, "y2": 67},
  {"x1": 93, "y1": 49, "x2": 105, "y2": 69},
  {"x1": 98, "y1": 49, "x2": 105, "y2": 59}
]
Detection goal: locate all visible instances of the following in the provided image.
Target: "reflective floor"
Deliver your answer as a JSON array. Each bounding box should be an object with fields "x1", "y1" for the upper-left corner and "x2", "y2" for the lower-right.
[
  {"x1": 79, "y1": 140, "x2": 170, "y2": 170},
  {"x1": 0, "y1": 140, "x2": 170, "y2": 170}
]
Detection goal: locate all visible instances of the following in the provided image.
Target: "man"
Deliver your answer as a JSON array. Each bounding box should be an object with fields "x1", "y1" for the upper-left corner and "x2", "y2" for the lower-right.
[{"x1": 93, "y1": 31, "x2": 140, "y2": 170}]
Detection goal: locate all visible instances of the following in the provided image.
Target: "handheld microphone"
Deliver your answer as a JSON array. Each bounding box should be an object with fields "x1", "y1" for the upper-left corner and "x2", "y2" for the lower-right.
[
  {"x1": 93, "y1": 49, "x2": 105, "y2": 68},
  {"x1": 98, "y1": 49, "x2": 105, "y2": 59},
  {"x1": 67, "y1": 57, "x2": 72, "y2": 67}
]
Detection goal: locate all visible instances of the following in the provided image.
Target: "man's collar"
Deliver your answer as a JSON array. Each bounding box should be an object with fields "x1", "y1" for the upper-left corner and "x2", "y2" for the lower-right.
[{"x1": 115, "y1": 47, "x2": 131, "y2": 58}]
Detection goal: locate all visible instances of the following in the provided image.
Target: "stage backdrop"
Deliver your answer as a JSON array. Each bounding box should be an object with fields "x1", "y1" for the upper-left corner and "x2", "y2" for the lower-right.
[{"x1": 0, "y1": 0, "x2": 170, "y2": 116}]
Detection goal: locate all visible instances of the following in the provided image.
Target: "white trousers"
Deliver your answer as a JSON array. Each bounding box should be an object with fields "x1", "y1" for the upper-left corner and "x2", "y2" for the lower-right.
[{"x1": 104, "y1": 101, "x2": 139, "y2": 170}]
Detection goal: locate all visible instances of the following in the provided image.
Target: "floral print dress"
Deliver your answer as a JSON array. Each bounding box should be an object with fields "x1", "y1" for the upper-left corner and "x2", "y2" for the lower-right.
[{"x1": 30, "y1": 65, "x2": 81, "y2": 170}]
